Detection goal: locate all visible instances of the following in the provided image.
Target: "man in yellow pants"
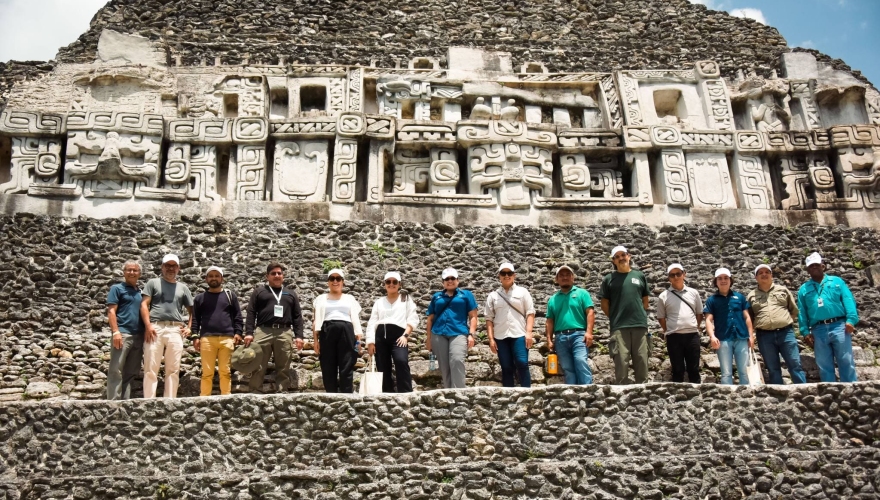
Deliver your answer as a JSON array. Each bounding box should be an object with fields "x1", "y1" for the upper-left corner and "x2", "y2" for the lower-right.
[{"x1": 192, "y1": 266, "x2": 243, "y2": 395}]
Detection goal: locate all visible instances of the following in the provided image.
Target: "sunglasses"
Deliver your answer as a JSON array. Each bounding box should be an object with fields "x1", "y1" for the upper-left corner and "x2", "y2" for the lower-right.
[
  {"x1": 384, "y1": 280, "x2": 399, "y2": 285},
  {"x1": 269, "y1": 272, "x2": 284, "y2": 276},
  {"x1": 328, "y1": 276, "x2": 344, "y2": 282},
  {"x1": 498, "y1": 271, "x2": 514, "y2": 277},
  {"x1": 443, "y1": 277, "x2": 458, "y2": 282},
  {"x1": 668, "y1": 272, "x2": 683, "y2": 278}
]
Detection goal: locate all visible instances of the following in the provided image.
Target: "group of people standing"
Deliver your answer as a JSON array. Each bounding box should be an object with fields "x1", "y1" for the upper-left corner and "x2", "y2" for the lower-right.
[{"x1": 105, "y1": 247, "x2": 860, "y2": 400}]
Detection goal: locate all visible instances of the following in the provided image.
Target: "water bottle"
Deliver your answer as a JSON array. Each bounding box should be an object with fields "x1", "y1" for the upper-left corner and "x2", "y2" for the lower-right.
[
  {"x1": 429, "y1": 352, "x2": 436, "y2": 371},
  {"x1": 354, "y1": 340, "x2": 360, "y2": 353}
]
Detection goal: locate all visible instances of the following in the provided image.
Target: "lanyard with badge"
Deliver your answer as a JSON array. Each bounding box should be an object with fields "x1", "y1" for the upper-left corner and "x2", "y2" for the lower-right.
[
  {"x1": 269, "y1": 286, "x2": 285, "y2": 318},
  {"x1": 811, "y1": 280, "x2": 826, "y2": 308}
]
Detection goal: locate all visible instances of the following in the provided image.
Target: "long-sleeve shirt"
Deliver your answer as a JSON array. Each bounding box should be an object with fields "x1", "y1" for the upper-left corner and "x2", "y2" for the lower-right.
[
  {"x1": 313, "y1": 293, "x2": 364, "y2": 337},
  {"x1": 192, "y1": 290, "x2": 243, "y2": 337},
  {"x1": 797, "y1": 275, "x2": 859, "y2": 331},
  {"x1": 484, "y1": 284, "x2": 535, "y2": 340},
  {"x1": 365, "y1": 296, "x2": 419, "y2": 344},
  {"x1": 245, "y1": 285, "x2": 304, "y2": 338}
]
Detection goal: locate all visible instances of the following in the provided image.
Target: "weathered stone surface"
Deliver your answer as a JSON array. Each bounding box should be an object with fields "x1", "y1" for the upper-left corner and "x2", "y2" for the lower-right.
[{"x1": 23, "y1": 381, "x2": 60, "y2": 399}]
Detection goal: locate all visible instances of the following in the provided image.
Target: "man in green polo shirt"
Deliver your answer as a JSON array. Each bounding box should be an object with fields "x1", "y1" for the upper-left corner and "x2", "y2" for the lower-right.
[
  {"x1": 600, "y1": 245, "x2": 650, "y2": 384},
  {"x1": 546, "y1": 265, "x2": 595, "y2": 385}
]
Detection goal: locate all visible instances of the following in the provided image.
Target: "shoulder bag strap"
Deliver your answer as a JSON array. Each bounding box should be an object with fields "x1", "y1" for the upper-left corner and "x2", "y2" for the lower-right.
[
  {"x1": 669, "y1": 289, "x2": 699, "y2": 317},
  {"x1": 432, "y1": 291, "x2": 459, "y2": 320},
  {"x1": 496, "y1": 291, "x2": 526, "y2": 320}
]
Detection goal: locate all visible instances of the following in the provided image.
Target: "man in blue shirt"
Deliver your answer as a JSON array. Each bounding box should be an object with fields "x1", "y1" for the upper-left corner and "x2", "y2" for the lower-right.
[
  {"x1": 703, "y1": 268, "x2": 755, "y2": 385},
  {"x1": 797, "y1": 252, "x2": 859, "y2": 382},
  {"x1": 106, "y1": 261, "x2": 145, "y2": 400},
  {"x1": 426, "y1": 268, "x2": 478, "y2": 388}
]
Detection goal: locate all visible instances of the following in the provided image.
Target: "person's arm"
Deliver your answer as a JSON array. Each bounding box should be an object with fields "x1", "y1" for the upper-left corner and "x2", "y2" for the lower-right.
[
  {"x1": 485, "y1": 295, "x2": 496, "y2": 353},
  {"x1": 658, "y1": 317, "x2": 667, "y2": 333},
  {"x1": 312, "y1": 296, "x2": 323, "y2": 355},
  {"x1": 545, "y1": 318, "x2": 555, "y2": 351},
  {"x1": 467, "y1": 308, "x2": 478, "y2": 349},
  {"x1": 525, "y1": 314, "x2": 535, "y2": 349},
  {"x1": 585, "y1": 307, "x2": 595, "y2": 347},
  {"x1": 642, "y1": 296, "x2": 649, "y2": 311},
  {"x1": 426, "y1": 314, "x2": 434, "y2": 352},
  {"x1": 600, "y1": 298, "x2": 610, "y2": 317},
  {"x1": 743, "y1": 309, "x2": 755, "y2": 349},
  {"x1": 107, "y1": 304, "x2": 123, "y2": 350},
  {"x1": 290, "y1": 293, "x2": 304, "y2": 350},
  {"x1": 705, "y1": 313, "x2": 719, "y2": 350},
  {"x1": 191, "y1": 295, "x2": 202, "y2": 339},
  {"x1": 140, "y1": 294, "x2": 156, "y2": 343},
  {"x1": 656, "y1": 293, "x2": 667, "y2": 333},
  {"x1": 696, "y1": 313, "x2": 704, "y2": 332},
  {"x1": 840, "y1": 281, "x2": 859, "y2": 333},
  {"x1": 184, "y1": 305, "x2": 194, "y2": 338},
  {"x1": 365, "y1": 299, "x2": 379, "y2": 347},
  {"x1": 231, "y1": 293, "x2": 244, "y2": 345},
  {"x1": 786, "y1": 289, "x2": 799, "y2": 324},
  {"x1": 349, "y1": 295, "x2": 364, "y2": 341},
  {"x1": 244, "y1": 288, "x2": 259, "y2": 346}
]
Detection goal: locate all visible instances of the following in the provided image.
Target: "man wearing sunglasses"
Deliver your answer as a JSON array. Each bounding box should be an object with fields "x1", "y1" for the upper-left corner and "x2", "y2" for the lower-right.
[
  {"x1": 600, "y1": 246, "x2": 651, "y2": 385},
  {"x1": 485, "y1": 263, "x2": 536, "y2": 387},
  {"x1": 426, "y1": 268, "x2": 478, "y2": 388},
  {"x1": 657, "y1": 264, "x2": 703, "y2": 383},
  {"x1": 244, "y1": 262, "x2": 304, "y2": 393}
]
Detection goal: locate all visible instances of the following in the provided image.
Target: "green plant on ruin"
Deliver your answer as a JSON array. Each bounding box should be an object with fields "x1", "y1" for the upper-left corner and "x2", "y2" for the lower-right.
[
  {"x1": 367, "y1": 242, "x2": 387, "y2": 259},
  {"x1": 852, "y1": 260, "x2": 864, "y2": 270},
  {"x1": 441, "y1": 476, "x2": 454, "y2": 484},
  {"x1": 762, "y1": 256, "x2": 770, "y2": 264},
  {"x1": 155, "y1": 484, "x2": 170, "y2": 500},
  {"x1": 321, "y1": 259, "x2": 343, "y2": 273}
]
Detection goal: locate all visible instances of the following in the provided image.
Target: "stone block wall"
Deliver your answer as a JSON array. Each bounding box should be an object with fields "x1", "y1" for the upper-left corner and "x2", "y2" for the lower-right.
[
  {"x1": 0, "y1": 383, "x2": 878, "y2": 498},
  {"x1": 0, "y1": 214, "x2": 878, "y2": 399}
]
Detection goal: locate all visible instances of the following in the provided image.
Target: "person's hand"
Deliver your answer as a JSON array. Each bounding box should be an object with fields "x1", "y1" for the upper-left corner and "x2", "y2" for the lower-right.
[
  {"x1": 244, "y1": 335, "x2": 254, "y2": 347},
  {"x1": 547, "y1": 339, "x2": 554, "y2": 352},
  {"x1": 488, "y1": 339, "x2": 497, "y2": 354},
  {"x1": 314, "y1": 340, "x2": 320, "y2": 356},
  {"x1": 368, "y1": 343, "x2": 376, "y2": 355},
  {"x1": 233, "y1": 334, "x2": 243, "y2": 346},
  {"x1": 710, "y1": 336, "x2": 720, "y2": 350},
  {"x1": 144, "y1": 325, "x2": 157, "y2": 343},
  {"x1": 467, "y1": 335, "x2": 475, "y2": 349},
  {"x1": 525, "y1": 335, "x2": 534, "y2": 349},
  {"x1": 845, "y1": 323, "x2": 855, "y2": 334},
  {"x1": 193, "y1": 338, "x2": 200, "y2": 352},
  {"x1": 803, "y1": 334, "x2": 815, "y2": 348},
  {"x1": 180, "y1": 325, "x2": 190, "y2": 338},
  {"x1": 585, "y1": 332, "x2": 593, "y2": 348},
  {"x1": 426, "y1": 333, "x2": 432, "y2": 352},
  {"x1": 748, "y1": 335, "x2": 755, "y2": 349},
  {"x1": 396, "y1": 335, "x2": 408, "y2": 348},
  {"x1": 295, "y1": 338, "x2": 304, "y2": 350},
  {"x1": 112, "y1": 332, "x2": 123, "y2": 349}
]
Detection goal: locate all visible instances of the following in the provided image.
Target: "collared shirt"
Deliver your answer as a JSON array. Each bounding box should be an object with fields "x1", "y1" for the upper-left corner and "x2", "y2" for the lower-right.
[
  {"x1": 797, "y1": 275, "x2": 859, "y2": 330},
  {"x1": 142, "y1": 278, "x2": 193, "y2": 323},
  {"x1": 484, "y1": 284, "x2": 536, "y2": 340},
  {"x1": 107, "y1": 283, "x2": 144, "y2": 335},
  {"x1": 427, "y1": 288, "x2": 478, "y2": 336},
  {"x1": 703, "y1": 290, "x2": 751, "y2": 341},
  {"x1": 546, "y1": 286, "x2": 594, "y2": 332},
  {"x1": 365, "y1": 296, "x2": 419, "y2": 344},
  {"x1": 657, "y1": 286, "x2": 702, "y2": 334},
  {"x1": 245, "y1": 285, "x2": 304, "y2": 338},
  {"x1": 748, "y1": 283, "x2": 798, "y2": 331}
]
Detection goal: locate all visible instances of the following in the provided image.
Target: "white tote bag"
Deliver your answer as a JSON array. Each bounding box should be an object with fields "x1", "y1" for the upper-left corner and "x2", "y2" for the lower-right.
[
  {"x1": 746, "y1": 348, "x2": 764, "y2": 386},
  {"x1": 359, "y1": 355, "x2": 384, "y2": 395}
]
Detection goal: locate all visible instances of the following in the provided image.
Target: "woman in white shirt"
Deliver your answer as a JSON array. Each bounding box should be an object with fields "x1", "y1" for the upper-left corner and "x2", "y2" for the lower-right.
[
  {"x1": 366, "y1": 271, "x2": 419, "y2": 392},
  {"x1": 312, "y1": 268, "x2": 363, "y2": 393}
]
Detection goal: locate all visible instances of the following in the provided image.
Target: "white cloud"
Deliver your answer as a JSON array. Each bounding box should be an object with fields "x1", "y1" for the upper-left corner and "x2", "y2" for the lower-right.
[
  {"x1": 729, "y1": 8, "x2": 767, "y2": 25},
  {"x1": 688, "y1": 0, "x2": 724, "y2": 9},
  {"x1": 0, "y1": 0, "x2": 109, "y2": 62},
  {"x1": 799, "y1": 40, "x2": 816, "y2": 49}
]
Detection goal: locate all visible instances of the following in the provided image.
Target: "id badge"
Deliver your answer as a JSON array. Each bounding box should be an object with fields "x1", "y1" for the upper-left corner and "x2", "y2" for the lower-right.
[
  {"x1": 274, "y1": 305, "x2": 284, "y2": 317},
  {"x1": 817, "y1": 298, "x2": 824, "y2": 308}
]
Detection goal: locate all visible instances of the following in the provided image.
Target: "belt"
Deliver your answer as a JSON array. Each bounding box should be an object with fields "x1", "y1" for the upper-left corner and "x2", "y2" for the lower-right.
[
  {"x1": 555, "y1": 329, "x2": 584, "y2": 334},
  {"x1": 757, "y1": 325, "x2": 792, "y2": 333},
  {"x1": 260, "y1": 323, "x2": 290, "y2": 330},
  {"x1": 816, "y1": 316, "x2": 845, "y2": 326},
  {"x1": 154, "y1": 320, "x2": 183, "y2": 326}
]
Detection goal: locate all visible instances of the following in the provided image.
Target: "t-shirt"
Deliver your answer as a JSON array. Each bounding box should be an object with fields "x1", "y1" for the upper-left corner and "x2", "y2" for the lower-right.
[
  {"x1": 703, "y1": 290, "x2": 751, "y2": 341},
  {"x1": 324, "y1": 299, "x2": 352, "y2": 322},
  {"x1": 747, "y1": 284, "x2": 798, "y2": 331},
  {"x1": 599, "y1": 270, "x2": 649, "y2": 330},
  {"x1": 106, "y1": 283, "x2": 144, "y2": 335},
  {"x1": 546, "y1": 286, "x2": 595, "y2": 332},
  {"x1": 143, "y1": 277, "x2": 194, "y2": 323},
  {"x1": 657, "y1": 286, "x2": 702, "y2": 334},
  {"x1": 427, "y1": 289, "x2": 478, "y2": 336}
]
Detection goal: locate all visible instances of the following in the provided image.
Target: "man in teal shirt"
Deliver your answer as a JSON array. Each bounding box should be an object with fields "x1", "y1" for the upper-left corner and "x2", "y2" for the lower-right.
[
  {"x1": 797, "y1": 252, "x2": 859, "y2": 382},
  {"x1": 600, "y1": 246, "x2": 650, "y2": 384},
  {"x1": 546, "y1": 265, "x2": 595, "y2": 385}
]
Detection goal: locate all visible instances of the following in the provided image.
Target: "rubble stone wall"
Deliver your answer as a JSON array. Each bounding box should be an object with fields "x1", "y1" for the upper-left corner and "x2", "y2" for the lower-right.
[
  {"x1": 0, "y1": 383, "x2": 878, "y2": 499},
  {"x1": 0, "y1": 214, "x2": 878, "y2": 400}
]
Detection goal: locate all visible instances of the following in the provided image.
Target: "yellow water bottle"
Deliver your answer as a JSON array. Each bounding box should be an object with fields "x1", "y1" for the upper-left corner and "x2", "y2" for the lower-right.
[{"x1": 546, "y1": 352, "x2": 559, "y2": 375}]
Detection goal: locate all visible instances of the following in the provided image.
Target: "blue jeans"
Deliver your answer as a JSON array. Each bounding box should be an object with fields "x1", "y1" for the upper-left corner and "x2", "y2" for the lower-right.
[
  {"x1": 811, "y1": 320, "x2": 857, "y2": 382},
  {"x1": 555, "y1": 331, "x2": 592, "y2": 385},
  {"x1": 756, "y1": 327, "x2": 807, "y2": 384},
  {"x1": 717, "y1": 338, "x2": 750, "y2": 385},
  {"x1": 496, "y1": 336, "x2": 531, "y2": 387}
]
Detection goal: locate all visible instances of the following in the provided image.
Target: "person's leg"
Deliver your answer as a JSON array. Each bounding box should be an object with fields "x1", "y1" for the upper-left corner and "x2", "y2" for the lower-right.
[
  {"x1": 569, "y1": 332, "x2": 592, "y2": 385},
  {"x1": 733, "y1": 338, "x2": 750, "y2": 386},
  {"x1": 828, "y1": 322, "x2": 857, "y2": 382},
  {"x1": 496, "y1": 338, "x2": 516, "y2": 387},
  {"x1": 512, "y1": 336, "x2": 531, "y2": 388},
  {"x1": 375, "y1": 327, "x2": 396, "y2": 392},
  {"x1": 142, "y1": 329, "x2": 165, "y2": 398},
  {"x1": 107, "y1": 339, "x2": 126, "y2": 400},
  {"x1": 448, "y1": 335, "x2": 468, "y2": 389},
  {"x1": 248, "y1": 328, "x2": 274, "y2": 392},
  {"x1": 666, "y1": 334, "x2": 686, "y2": 383},
  {"x1": 319, "y1": 327, "x2": 340, "y2": 393},
  {"x1": 777, "y1": 328, "x2": 806, "y2": 384},
  {"x1": 756, "y1": 331, "x2": 783, "y2": 385},
  {"x1": 683, "y1": 333, "x2": 702, "y2": 383},
  {"x1": 555, "y1": 333, "x2": 576, "y2": 385},
  {"x1": 120, "y1": 335, "x2": 143, "y2": 399},
  {"x1": 391, "y1": 336, "x2": 413, "y2": 393},
  {"x1": 630, "y1": 327, "x2": 649, "y2": 384},
  {"x1": 337, "y1": 323, "x2": 356, "y2": 393},
  {"x1": 217, "y1": 337, "x2": 234, "y2": 395},
  {"x1": 717, "y1": 339, "x2": 733, "y2": 385},
  {"x1": 164, "y1": 326, "x2": 184, "y2": 398},
  {"x1": 811, "y1": 324, "x2": 837, "y2": 382},
  {"x1": 200, "y1": 335, "x2": 219, "y2": 396},
  {"x1": 433, "y1": 334, "x2": 452, "y2": 388},
  {"x1": 609, "y1": 329, "x2": 630, "y2": 384},
  {"x1": 273, "y1": 331, "x2": 294, "y2": 391}
]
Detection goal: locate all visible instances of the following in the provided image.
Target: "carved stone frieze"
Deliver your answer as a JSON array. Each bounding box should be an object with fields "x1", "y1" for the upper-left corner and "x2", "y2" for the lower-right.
[{"x1": 274, "y1": 140, "x2": 329, "y2": 202}]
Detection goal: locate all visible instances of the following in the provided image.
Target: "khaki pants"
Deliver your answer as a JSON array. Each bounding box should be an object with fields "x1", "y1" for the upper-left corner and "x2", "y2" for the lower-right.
[
  {"x1": 609, "y1": 327, "x2": 649, "y2": 384},
  {"x1": 200, "y1": 335, "x2": 234, "y2": 396},
  {"x1": 143, "y1": 323, "x2": 184, "y2": 398},
  {"x1": 248, "y1": 326, "x2": 294, "y2": 392}
]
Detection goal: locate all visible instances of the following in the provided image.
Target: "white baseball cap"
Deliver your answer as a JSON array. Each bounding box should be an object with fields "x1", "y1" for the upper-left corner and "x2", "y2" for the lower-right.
[
  {"x1": 610, "y1": 245, "x2": 628, "y2": 259},
  {"x1": 498, "y1": 262, "x2": 515, "y2": 273},
  {"x1": 555, "y1": 265, "x2": 574, "y2": 276},
  {"x1": 714, "y1": 268, "x2": 732, "y2": 278},
  {"x1": 162, "y1": 254, "x2": 179, "y2": 265},
  {"x1": 206, "y1": 265, "x2": 224, "y2": 276},
  {"x1": 805, "y1": 252, "x2": 823, "y2": 267},
  {"x1": 384, "y1": 271, "x2": 402, "y2": 282},
  {"x1": 327, "y1": 268, "x2": 345, "y2": 279},
  {"x1": 441, "y1": 268, "x2": 458, "y2": 280},
  {"x1": 754, "y1": 264, "x2": 772, "y2": 276},
  {"x1": 667, "y1": 263, "x2": 684, "y2": 274}
]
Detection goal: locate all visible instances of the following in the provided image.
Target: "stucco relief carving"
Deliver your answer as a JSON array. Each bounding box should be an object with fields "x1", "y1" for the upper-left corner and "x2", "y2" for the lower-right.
[
  {"x1": 273, "y1": 140, "x2": 329, "y2": 202},
  {"x1": 686, "y1": 153, "x2": 736, "y2": 209},
  {"x1": 730, "y1": 77, "x2": 791, "y2": 132}
]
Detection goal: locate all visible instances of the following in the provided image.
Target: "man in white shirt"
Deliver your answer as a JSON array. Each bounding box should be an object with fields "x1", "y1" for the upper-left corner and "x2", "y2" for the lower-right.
[
  {"x1": 485, "y1": 262, "x2": 536, "y2": 387},
  {"x1": 656, "y1": 263, "x2": 704, "y2": 383}
]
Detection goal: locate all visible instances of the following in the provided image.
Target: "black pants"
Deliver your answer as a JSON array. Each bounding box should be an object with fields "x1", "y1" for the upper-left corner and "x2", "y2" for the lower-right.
[
  {"x1": 319, "y1": 320, "x2": 356, "y2": 393},
  {"x1": 666, "y1": 332, "x2": 701, "y2": 383},
  {"x1": 375, "y1": 324, "x2": 413, "y2": 393}
]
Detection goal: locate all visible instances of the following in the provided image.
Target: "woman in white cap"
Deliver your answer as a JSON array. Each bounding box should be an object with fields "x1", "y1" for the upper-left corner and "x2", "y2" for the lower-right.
[
  {"x1": 365, "y1": 271, "x2": 419, "y2": 392},
  {"x1": 312, "y1": 268, "x2": 363, "y2": 393},
  {"x1": 703, "y1": 268, "x2": 755, "y2": 385}
]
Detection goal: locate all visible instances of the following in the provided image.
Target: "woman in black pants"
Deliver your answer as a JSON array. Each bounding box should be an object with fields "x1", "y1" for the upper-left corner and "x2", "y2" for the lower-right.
[
  {"x1": 313, "y1": 268, "x2": 363, "y2": 392},
  {"x1": 366, "y1": 271, "x2": 419, "y2": 392}
]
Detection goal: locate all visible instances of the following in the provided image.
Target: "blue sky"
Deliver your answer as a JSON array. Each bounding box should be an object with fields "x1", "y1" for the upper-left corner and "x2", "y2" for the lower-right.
[{"x1": 0, "y1": 0, "x2": 877, "y2": 85}]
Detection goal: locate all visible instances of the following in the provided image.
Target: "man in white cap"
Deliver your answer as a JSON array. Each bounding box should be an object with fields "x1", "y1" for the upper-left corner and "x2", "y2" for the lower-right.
[
  {"x1": 703, "y1": 268, "x2": 754, "y2": 385},
  {"x1": 140, "y1": 253, "x2": 194, "y2": 398},
  {"x1": 656, "y1": 263, "x2": 703, "y2": 383},
  {"x1": 797, "y1": 252, "x2": 859, "y2": 382},
  {"x1": 545, "y1": 264, "x2": 595, "y2": 385},
  {"x1": 192, "y1": 266, "x2": 244, "y2": 396},
  {"x1": 747, "y1": 264, "x2": 806, "y2": 385},
  {"x1": 485, "y1": 263, "x2": 536, "y2": 387},
  {"x1": 600, "y1": 246, "x2": 651, "y2": 384},
  {"x1": 426, "y1": 267, "x2": 478, "y2": 388}
]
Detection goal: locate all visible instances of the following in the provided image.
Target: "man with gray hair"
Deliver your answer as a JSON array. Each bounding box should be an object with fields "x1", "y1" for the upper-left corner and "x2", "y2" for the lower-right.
[{"x1": 106, "y1": 260, "x2": 145, "y2": 399}]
